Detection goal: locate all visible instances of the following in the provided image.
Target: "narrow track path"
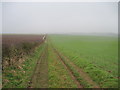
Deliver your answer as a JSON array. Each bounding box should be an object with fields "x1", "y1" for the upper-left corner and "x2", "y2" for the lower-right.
[
  {"x1": 28, "y1": 44, "x2": 48, "y2": 88},
  {"x1": 51, "y1": 46, "x2": 83, "y2": 88}
]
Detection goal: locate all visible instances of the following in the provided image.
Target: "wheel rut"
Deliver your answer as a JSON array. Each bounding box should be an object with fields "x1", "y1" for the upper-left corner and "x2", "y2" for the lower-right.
[
  {"x1": 27, "y1": 44, "x2": 48, "y2": 88},
  {"x1": 60, "y1": 52, "x2": 100, "y2": 88},
  {"x1": 52, "y1": 45, "x2": 100, "y2": 88},
  {"x1": 52, "y1": 46, "x2": 83, "y2": 88}
]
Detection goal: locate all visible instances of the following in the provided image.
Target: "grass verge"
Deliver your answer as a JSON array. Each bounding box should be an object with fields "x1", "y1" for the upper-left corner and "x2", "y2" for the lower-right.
[{"x1": 2, "y1": 43, "x2": 45, "y2": 88}]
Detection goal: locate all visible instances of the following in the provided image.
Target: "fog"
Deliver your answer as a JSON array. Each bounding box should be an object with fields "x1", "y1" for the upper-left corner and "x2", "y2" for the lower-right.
[{"x1": 2, "y1": 2, "x2": 118, "y2": 34}]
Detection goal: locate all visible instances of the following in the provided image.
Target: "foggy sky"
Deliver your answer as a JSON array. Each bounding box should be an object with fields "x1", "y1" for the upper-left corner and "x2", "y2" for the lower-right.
[{"x1": 2, "y1": 2, "x2": 118, "y2": 34}]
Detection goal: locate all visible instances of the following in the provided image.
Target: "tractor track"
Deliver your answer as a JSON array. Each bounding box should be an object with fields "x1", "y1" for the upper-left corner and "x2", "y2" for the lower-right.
[
  {"x1": 51, "y1": 43, "x2": 100, "y2": 88},
  {"x1": 27, "y1": 43, "x2": 48, "y2": 88},
  {"x1": 57, "y1": 50, "x2": 100, "y2": 88},
  {"x1": 27, "y1": 36, "x2": 100, "y2": 88},
  {"x1": 51, "y1": 46, "x2": 83, "y2": 88}
]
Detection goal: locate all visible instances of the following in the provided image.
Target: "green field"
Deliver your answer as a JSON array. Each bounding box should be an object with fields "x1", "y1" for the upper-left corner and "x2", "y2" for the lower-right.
[
  {"x1": 49, "y1": 35, "x2": 118, "y2": 88},
  {"x1": 2, "y1": 34, "x2": 118, "y2": 88}
]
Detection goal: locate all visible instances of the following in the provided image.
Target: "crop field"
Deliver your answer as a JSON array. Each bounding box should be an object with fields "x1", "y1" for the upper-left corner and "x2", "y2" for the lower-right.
[
  {"x1": 2, "y1": 34, "x2": 118, "y2": 88},
  {"x1": 49, "y1": 35, "x2": 118, "y2": 88}
]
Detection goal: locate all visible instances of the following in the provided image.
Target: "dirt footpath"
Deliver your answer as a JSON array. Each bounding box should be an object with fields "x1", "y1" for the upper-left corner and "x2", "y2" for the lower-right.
[{"x1": 28, "y1": 44, "x2": 48, "y2": 88}]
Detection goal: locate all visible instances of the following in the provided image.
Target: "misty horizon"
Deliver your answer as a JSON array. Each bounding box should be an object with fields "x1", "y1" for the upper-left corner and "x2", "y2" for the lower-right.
[{"x1": 2, "y1": 2, "x2": 118, "y2": 34}]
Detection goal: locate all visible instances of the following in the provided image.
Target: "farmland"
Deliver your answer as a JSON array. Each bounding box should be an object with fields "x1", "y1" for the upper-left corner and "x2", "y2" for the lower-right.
[
  {"x1": 2, "y1": 34, "x2": 118, "y2": 88},
  {"x1": 49, "y1": 35, "x2": 118, "y2": 88}
]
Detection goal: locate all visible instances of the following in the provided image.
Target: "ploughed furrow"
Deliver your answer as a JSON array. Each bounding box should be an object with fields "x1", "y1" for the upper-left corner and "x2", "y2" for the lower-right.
[
  {"x1": 28, "y1": 44, "x2": 48, "y2": 88},
  {"x1": 52, "y1": 46, "x2": 83, "y2": 88},
  {"x1": 53, "y1": 47, "x2": 100, "y2": 88}
]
